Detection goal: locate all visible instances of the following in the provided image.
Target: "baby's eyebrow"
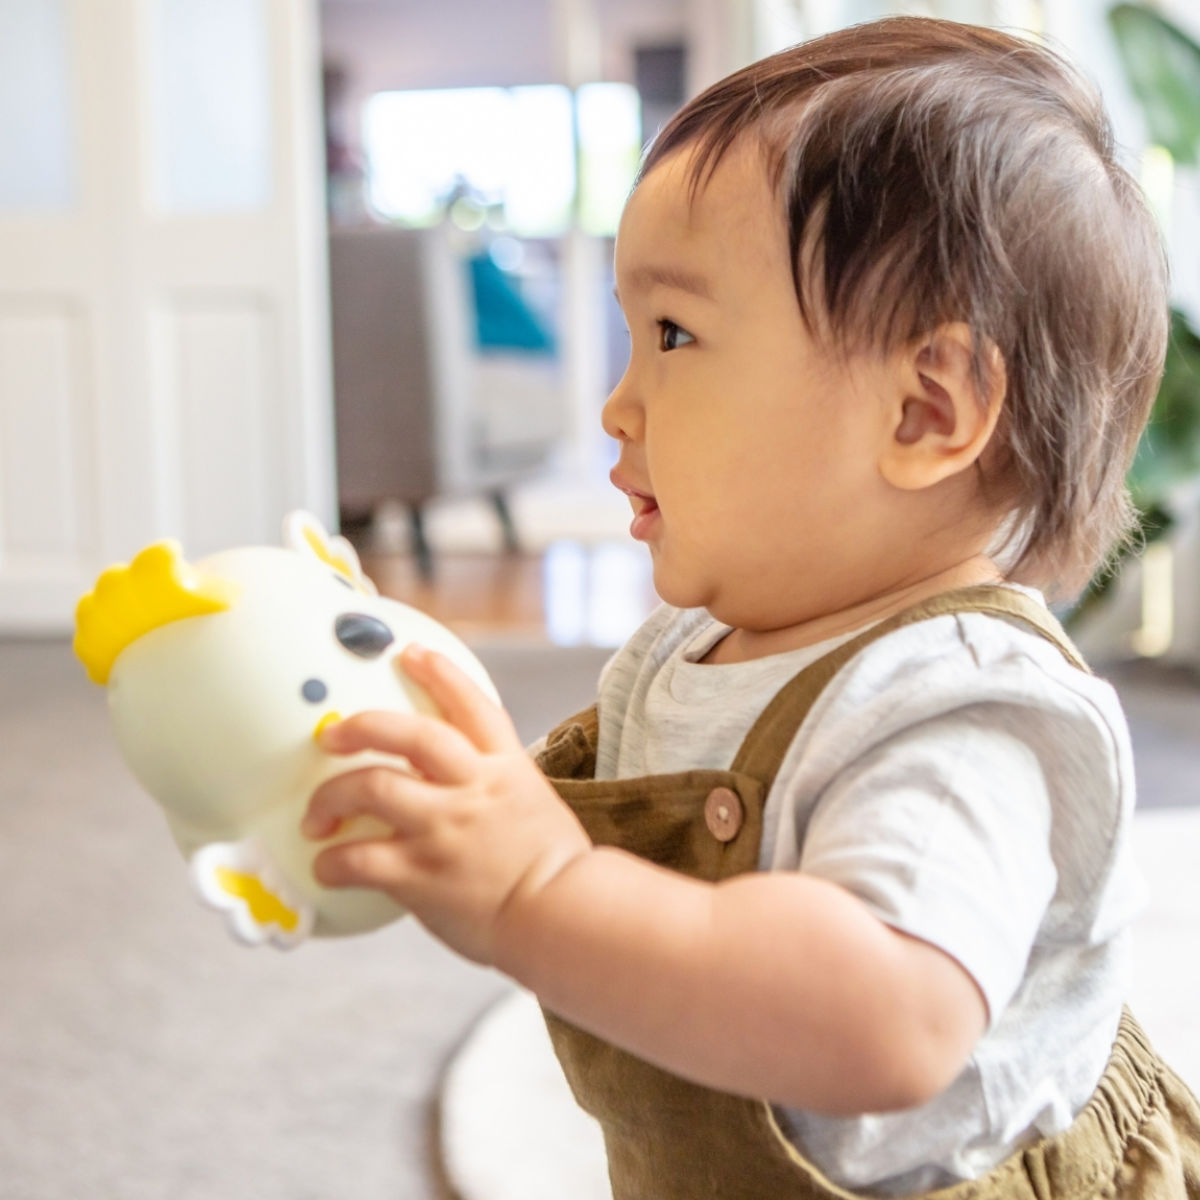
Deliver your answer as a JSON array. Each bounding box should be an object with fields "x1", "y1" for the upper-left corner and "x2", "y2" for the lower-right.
[{"x1": 615, "y1": 263, "x2": 715, "y2": 303}]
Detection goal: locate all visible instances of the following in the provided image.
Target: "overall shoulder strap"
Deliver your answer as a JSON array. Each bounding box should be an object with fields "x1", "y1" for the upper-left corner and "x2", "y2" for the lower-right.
[{"x1": 730, "y1": 584, "x2": 1088, "y2": 787}]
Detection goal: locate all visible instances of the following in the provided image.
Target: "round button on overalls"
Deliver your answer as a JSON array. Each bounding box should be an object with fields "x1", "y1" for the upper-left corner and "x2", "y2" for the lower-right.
[{"x1": 704, "y1": 787, "x2": 744, "y2": 842}]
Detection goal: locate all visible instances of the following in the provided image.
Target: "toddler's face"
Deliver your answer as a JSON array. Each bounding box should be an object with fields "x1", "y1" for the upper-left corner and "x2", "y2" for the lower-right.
[{"x1": 604, "y1": 140, "x2": 898, "y2": 630}]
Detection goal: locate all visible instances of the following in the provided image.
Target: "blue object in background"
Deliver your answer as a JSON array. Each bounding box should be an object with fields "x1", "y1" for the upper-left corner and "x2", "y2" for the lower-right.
[{"x1": 468, "y1": 252, "x2": 556, "y2": 354}]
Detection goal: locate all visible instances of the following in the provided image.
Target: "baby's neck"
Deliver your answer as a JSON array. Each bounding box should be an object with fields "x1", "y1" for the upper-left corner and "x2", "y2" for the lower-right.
[{"x1": 701, "y1": 556, "x2": 1005, "y2": 664}]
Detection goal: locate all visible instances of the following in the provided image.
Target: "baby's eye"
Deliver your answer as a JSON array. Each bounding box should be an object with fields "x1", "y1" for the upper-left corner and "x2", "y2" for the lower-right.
[{"x1": 658, "y1": 320, "x2": 695, "y2": 351}]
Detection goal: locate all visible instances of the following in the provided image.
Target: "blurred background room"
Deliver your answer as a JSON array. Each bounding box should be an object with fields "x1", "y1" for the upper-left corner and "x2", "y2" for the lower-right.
[{"x1": 0, "y1": 0, "x2": 1198, "y2": 1197}]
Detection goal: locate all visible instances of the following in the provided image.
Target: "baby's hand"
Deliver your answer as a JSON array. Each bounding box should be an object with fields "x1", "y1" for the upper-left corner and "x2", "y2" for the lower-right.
[{"x1": 302, "y1": 644, "x2": 591, "y2": 966}]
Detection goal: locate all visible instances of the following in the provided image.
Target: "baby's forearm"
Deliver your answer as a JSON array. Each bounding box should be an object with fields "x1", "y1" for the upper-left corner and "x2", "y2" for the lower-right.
[{"x1": 495, "y1": 848, "x2": 986, "y2": 1116}]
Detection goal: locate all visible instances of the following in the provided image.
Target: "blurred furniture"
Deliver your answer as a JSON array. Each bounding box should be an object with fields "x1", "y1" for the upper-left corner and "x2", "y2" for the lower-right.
[{"x1": 328, "y1": 225, "x2": 564, "y2": 574}]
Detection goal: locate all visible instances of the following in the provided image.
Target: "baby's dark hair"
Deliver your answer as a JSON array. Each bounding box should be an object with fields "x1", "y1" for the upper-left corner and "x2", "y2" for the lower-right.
[{"x1": 640, "y1": 17, "x2": 1169, "y2": 596}]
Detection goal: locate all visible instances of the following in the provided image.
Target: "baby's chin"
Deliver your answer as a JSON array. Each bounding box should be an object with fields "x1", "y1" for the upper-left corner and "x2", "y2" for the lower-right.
[{"x1": 646, "y1": 565, "x2": 715, "y2": 616}]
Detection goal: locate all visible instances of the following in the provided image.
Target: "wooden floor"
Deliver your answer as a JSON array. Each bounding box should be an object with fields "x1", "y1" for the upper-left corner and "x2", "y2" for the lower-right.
[{"x1": 357, "y1": 540, "x2": 659, "y2": 645}]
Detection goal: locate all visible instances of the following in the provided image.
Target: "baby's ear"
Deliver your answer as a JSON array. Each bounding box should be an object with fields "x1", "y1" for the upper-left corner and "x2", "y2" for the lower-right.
[{"x1": 878, "y1": 323, "x2": 1005, "y2": 491}]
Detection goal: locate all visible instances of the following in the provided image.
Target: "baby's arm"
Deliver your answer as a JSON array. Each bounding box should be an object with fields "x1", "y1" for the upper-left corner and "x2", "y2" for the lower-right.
[
  {"x1": 303, "y1": 646, "x2": 986, "y2": 1116},
  {"x1": 500, "y1": 846, "x2": 986, "y2": 1115}
]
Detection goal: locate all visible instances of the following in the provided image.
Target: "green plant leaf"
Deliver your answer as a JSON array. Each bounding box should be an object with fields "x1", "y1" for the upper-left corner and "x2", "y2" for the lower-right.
[
  {"x1": 1128, "y1": 307, "x2": 1200, "y2": 507},
  {"x1": 1108, "y1": 3, "x2": 1200, "y2": 164},
  {"x1": 1071, "y1": 306, "x2": 1200, "y2": 625}
]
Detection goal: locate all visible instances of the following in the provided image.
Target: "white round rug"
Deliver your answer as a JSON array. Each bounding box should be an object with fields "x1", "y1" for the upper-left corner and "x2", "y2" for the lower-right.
[
  {"x1": 439, "y1": 987, "x2": 611, "y2": 1200},
  {"x1": 438, "y1": 809, "x2": 1200, "y2": 1200}
]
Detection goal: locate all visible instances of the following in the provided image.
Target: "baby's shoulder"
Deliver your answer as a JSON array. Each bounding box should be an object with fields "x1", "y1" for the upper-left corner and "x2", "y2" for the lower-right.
[{"x1": 816, "y1": 601, "x2": 1129, "y2": 763}]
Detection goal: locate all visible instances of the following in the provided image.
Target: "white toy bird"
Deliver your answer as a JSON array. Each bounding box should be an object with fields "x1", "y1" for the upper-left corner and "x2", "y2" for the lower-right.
[{"x1": 74, "y1": 511, "x2": 498, "y2": 950}]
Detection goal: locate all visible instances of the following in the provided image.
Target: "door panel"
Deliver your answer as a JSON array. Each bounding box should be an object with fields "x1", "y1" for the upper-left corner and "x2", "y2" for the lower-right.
[{"x1": 0, "y1": 0, "x2": 333, "y2": 631}]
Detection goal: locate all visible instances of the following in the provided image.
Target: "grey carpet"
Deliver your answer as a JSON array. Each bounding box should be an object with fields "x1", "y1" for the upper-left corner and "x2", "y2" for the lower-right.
[
  {"x1": 0, "y1": 637, "x2": 607, "y2": 1200},
  {"x1": 0, "y1": 637, "x2": 1195, "y2": 1199}
]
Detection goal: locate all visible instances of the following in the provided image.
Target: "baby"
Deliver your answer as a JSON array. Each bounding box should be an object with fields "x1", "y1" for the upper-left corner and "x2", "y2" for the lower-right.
[{"x1": 303, "y1": 17, "x2": 1200, "y2": 1198}]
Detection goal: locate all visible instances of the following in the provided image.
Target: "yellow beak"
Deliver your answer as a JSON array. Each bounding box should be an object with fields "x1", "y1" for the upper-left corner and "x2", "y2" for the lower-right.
[{"x1": 312, "y1": 710, "x2": 343, "y2": 743}]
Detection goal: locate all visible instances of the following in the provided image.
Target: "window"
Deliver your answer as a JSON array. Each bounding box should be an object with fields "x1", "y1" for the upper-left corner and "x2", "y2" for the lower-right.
[{"x1": 363, "y1": 82, "x2": 641, "y2": 237}]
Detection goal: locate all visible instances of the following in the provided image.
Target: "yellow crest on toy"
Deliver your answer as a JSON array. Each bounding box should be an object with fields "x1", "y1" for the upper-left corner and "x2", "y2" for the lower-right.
[{"x1": 73, "y1": 541, "x2": 241, "y2": 685}]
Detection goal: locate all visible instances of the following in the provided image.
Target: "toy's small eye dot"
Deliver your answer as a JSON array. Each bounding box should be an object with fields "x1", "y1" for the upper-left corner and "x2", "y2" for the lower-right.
[
  {"x1": 335, "y1": 613, "x2": 395, "y2": 659},
  {"x1": 301, "y1": 678, "x2": 328, "y2": 704}
]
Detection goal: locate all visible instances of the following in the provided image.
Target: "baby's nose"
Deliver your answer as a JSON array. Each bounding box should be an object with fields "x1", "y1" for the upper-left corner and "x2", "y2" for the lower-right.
[{"x1": 601, "y1": 370, "x2": 643, "y2": 442}]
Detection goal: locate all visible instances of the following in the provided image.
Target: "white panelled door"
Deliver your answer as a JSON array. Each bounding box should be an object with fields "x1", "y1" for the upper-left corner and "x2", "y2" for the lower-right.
[{"x1": 0, "y1": 0, "x2": 334, "y2": 633}]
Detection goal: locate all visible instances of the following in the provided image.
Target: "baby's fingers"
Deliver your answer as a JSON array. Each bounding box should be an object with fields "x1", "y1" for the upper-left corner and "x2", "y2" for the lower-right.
[
  {"x1": 302, "y1": 765, "x2": 439, "y2": 841},
  {"x1": 318, "y1": 709, "x2": 478, "y2": 784},
  {"x1": 313, "y1": 838, "x2": 408, "y2": 892},
  {"x1": 400, "y1": 644, "x2": 521, "y2": 755}
]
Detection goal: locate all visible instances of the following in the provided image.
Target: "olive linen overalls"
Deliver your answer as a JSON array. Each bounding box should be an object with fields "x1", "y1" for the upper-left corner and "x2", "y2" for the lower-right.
[{"x1": 534, "y1": 587, "x2": 1200, "y2": 1200}]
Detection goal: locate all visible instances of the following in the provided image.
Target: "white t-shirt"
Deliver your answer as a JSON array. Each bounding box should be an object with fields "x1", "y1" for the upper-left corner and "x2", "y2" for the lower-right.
[{"x1": 592, "y1": 592, "x2": 1146, "y2": 1196}]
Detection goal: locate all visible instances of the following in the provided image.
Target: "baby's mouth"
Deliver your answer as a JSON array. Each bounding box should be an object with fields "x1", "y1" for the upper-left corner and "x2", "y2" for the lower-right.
[
  {"x1": 610, "y1": 470, "x2": 654, "y2": 506},
  {"x1": 610, "y1": 469, "x2": 660, "y2": 540},
  {"x1": 625, "y1": 491, "x2": 660, "y2": 540}
]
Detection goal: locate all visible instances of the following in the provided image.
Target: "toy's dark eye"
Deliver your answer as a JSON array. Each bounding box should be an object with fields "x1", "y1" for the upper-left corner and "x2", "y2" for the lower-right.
[
  {"x1": 335, "y1": 613, "x2": 395, "y2": 659},
  {"x1": 301, "y1": 678, "x2": 328, "y2": 703}
]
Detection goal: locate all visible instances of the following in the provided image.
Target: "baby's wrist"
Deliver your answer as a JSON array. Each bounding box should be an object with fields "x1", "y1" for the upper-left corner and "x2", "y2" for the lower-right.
[{"x1": 491, "y1": 845, "x2": 611, "y2": 983}]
